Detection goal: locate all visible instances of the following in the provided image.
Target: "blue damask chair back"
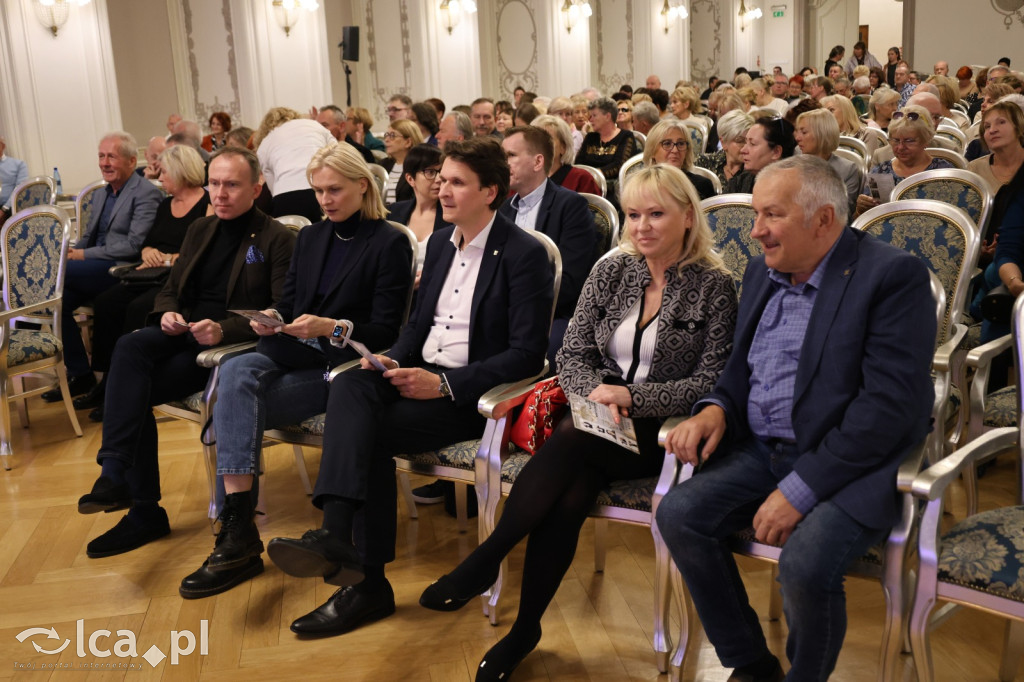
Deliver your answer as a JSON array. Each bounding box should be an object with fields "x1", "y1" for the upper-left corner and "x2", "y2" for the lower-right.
[
  {"x1": 682, "y1": 118, "x2": 708, "y2": 155},
  {"x1": 74, "y1": 180, "x2": 107, "y2": 243},
  {"x1": 11, "y1": 176, "x2": 56, "y2": 214},
  {"x1": 701, "y1": 193, "x2": 758, "y2": 298},
  {"x1": 891, "y1": 168, "x2": 993, "y2": 238},
  {"x1": 853, "y1": 199, "x2": 979, "y2": 342},
  {"x1": 3, "y1": 205, "x2": 69, "y2": 314}
]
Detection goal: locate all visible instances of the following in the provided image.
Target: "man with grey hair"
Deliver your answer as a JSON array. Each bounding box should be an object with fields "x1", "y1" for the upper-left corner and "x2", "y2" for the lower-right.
[
  {"x1": 137, "y1": 136, "x2": 166, "y2": 180},
  {"x1": 0, "y1": 134, "x2": 29, "y2": 221},
  {"x1": 579, "y1": 86, "x2": 601, "y2": 102},
  {"x1": 573, "y1": 97, "x2": 640, "y2": 202},
  {"x1": 314, "y1": 104, "x2": 375, "y2": 164},
  {"x1": 632, "y1": 101, "x2": 660, "y2": 135},
  {"x1": 658, "y1": 154, "x2": 935, "y2": 681},
  {"x1": 172, "y1": 119, "x2": 211, "y2": 163},
  {"x1": 42, "y1": 131, "x2": 163, "y2": 402},
  {"x1": 436, "y1": 111, "x2": 473, "y2": 146}
]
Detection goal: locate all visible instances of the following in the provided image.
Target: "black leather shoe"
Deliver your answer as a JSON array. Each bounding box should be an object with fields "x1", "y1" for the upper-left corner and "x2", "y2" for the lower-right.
[
  {"x1": 268, "y1": 529, "x2": 364, "y2": 586},
  {"x1": 78, "y1": 476, "x2": 132, "y2": 514},
  {"x1": 476, "y1": 624, "x2": 542, "y2": 682},
  {"x1": 726, "y1": 655, "x2": 784, "y2": 682},
  {"x1": 290, "y1": 580, "x2": 395, "y2": 636},
  {"x1": 86, "y1": 508, "x2": 170, "y2": 558},
  {"x1": 72, "y1": 378, "x2": 106, "y2": 410},
  {"x1": 420, "y1": 568, "x2": 499, "y2": 612},
  {"x1": 42, "y1": 373, "x2": 96, "y2": 403},
  {"x1": 179, "y1": 557, "x2": 264, "y2": 599},
  {"x1": 88, "y1": 406, "x2": 104, "y2": 422},
  {"x1": 207, "y1": 492, "x2": 263, "y2": 570}
]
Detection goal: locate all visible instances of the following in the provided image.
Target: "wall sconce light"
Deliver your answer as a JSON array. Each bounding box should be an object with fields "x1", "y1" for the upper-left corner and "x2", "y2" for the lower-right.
[
  {"x1": 660, "y1": 0, "x2": 688, "y2": 34},
  {"x1": 271, "y1": 0, "x2": 319, "y2": 38},
  {"x1": 738, "y1": 0, "x2": 762, "y2": 31},
  {"x1": 560, "y1": 0, "x2": 593, "y2": 34},
  {"x1": 32, "y1": 0, "x2": 91, "y2": 37},
  {"x1": 439, "y1": 0, "x2": 478, "y2": 35}
]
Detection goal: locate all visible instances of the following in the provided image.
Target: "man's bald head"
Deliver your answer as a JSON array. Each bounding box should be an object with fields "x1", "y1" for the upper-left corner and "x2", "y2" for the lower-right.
[
  {"x1": 933, "y1": 61, "x2": 949, "y2": 76},
  {"x1": 906, "y1": 92, "x2": 943, "y2": 126}
]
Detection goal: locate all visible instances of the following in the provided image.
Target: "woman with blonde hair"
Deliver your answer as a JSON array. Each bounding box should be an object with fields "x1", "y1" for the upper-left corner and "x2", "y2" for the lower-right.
[
  {"x1": 866, "y1": 88, "x2": 900, "y2": 131},
  {"x1": 380, "y1": 118, "x2": 424, "y2": 205},
  {"x1": 178, "y1": 143, "x2": 414, "y2": 600},
  {"x1": 642, "y1": 119, "x2": 716, "y2": 199},
  {"x1": 668, "y1": 86, "x2": 704, "y2": 121},
  {"x1": 821, "y1": 94, "x2": 882, "y2": 156},
  {"x1": 421, "y1": 163, "x2": 737, "y2": 681},
  {"x1": 794, "y1": 108, "x2": 862, "y2": 212},
  {"x1": 255, "y1": 106, "x2": 335, "y2": 222},
  {"x1": 532, "y1": 114, "x2": 600, "y2": 194}
]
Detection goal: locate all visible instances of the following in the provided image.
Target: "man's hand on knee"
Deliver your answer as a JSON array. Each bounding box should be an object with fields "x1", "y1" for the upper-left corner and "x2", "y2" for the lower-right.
[
  {"x1": 383, "y1": 367, "x2": 442, "y2": 400},
  {"x1": 753, "y1": 489, "x2": 804, "y2": 546},
  {"x1": 665, "y1": 404, "x2": 726, "y2": 467}
]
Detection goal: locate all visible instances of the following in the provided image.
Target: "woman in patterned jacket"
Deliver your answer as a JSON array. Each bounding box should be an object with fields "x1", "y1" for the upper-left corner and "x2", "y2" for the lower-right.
[{"x1": 420, "y1": 164, "x2": 739, "y2": 681}]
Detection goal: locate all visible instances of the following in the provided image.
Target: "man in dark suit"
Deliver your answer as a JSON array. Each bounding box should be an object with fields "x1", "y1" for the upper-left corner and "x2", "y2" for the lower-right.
[
  {"x1": 656, "y1": 156, "x2": 936, "y2": 681},
  {"x1": 267, "y1": 137, "x2": 554, "y2": 637},
  {"x1": 76, "y1": 147, "x2": 295, "y2": 560},
  {"x1": 499, "y1": 125, "x2": 597, "y2": 365},
  {"x1": 43, "y1": 132, "x2": 163, "y2": 402}
]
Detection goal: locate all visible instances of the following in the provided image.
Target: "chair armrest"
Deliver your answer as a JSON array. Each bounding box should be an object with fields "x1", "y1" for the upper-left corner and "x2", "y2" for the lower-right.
[
  {"x1": 195, "y1": 341, "x2": 257, "y2": 368},
  {"x1": 895, "y1": 439, "x2": 930, "y2": 492},
  {"x1": 657, "y1": 416, "x2": 687, "y2": 448},
  {"x1": 0, "y1": 296, "x2": 61, "y2": 324},
  {"x1": 478, "y1": 363, "x2": 551, "y2": 420},
  {"x1": 911, "y1": 427, "x2": 1017, "y2": 501},
  {"x1": 329, "y1": 356, "x2": 366, "y2": 381},
  {"x1": 108, "y1": 262, "x2": 142, "y2": 278},
  {"x1": 933, "y1": 323, "x2": 967, "y2": 372},
  {"x1": 965, "y1": 333, "x2": 1013, "y2": 370}
]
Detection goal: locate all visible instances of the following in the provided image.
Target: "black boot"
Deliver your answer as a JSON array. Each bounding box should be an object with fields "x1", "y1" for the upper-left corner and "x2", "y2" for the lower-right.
[{"x1": 179, "y1": 492, "x2": 264, "y2": 599}]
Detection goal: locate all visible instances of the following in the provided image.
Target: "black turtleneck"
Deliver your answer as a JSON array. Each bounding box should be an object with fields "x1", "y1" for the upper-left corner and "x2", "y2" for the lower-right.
[
  {"x1": 185, "y1": 206, "x2": 255, "y2": 322},
  {"x1": 314, "y1": 211, "x2": 362, "y2": 306}
]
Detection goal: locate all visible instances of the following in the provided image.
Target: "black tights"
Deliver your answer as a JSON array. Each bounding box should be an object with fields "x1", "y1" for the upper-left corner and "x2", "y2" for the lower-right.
[{"x1": 448, "y1": 414, "x2": 663, "y2": 631}]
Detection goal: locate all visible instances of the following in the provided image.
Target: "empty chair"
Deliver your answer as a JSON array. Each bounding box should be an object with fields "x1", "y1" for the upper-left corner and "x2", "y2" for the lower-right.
[{"x1": 11, "y1": 175, "x2": 56, "y2": 213}]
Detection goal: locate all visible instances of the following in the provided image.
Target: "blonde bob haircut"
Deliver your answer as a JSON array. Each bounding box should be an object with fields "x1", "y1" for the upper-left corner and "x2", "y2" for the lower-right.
[
  {"x1": 618, "y1": 164, "x2": 728, "y2": 275},
  {"x1": 388, "y1": 119, "x2": 424, "y2": 146},
  {"x1": 642, "y1": 119, "x2": 695, "y2": 170},
  {"x1": 820, "y1": 95, "x2": 865, "y2": 135},
  {"x1": 306, "y1": 142, "x2": 387, "y2": 221},
  {"x1": 795, "y1": 108, "x2": 841, "y2": 156},
  {"x1": 158, "y1": 144, "x2": 206, "y2": 189},
  {"x1": 670, "y1": 86, "x2": 703, "y2": 115},
  {"x1": 532, "y1": 114, "x2": 576, "y2": 165},
  {"x1": 889, "y1": 104, "x2": 936, "y2": 144}
]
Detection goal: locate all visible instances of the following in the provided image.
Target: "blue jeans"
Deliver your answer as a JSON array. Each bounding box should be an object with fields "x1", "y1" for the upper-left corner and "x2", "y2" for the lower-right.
[
  {"x1": 655, "y1": 437, "x2": 887, "y2": 680},
  {"x1": 213, "y1": 352, "x2": 330, "y2": 475}
]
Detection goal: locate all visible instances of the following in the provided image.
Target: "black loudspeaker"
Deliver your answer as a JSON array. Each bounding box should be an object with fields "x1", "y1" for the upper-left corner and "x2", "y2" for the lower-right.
[{"x1": 341, "y1": 26, "x2": 359, "y2": 62}]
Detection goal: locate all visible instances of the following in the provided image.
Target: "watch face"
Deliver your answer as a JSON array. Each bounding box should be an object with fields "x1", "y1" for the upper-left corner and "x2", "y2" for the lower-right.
[{"x1": 332, "y1": 325, "x2": 344, "y2": 338}]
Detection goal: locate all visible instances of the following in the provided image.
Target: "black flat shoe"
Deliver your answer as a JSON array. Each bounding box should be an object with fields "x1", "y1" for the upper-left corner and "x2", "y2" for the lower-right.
[
  {"x1": 267, "y1": 529, "x2": 364, "y2": 586},
  {"x1": 179, "y1": 557, "x2": 264, "y2": 599},
  {"x1": 86, "y1": 508, "x2": 170, "y2": 558},
  {"x1": 290, "y1": 580, "x2": 395, "y2": 636},
  {"x1": 73, "y1": 378, "x2": 106, "y2": 410},
  {"x1": 476, "y1": 624, "x2": 542, "y2": 682},
  {"x1": 419, "y1": 568, "x2": 499, "y2": 612},
  {"x1": 88, "y1": 406, "x2": 104, "y2": 422},
  {"x1": 78, "y1": 476, "x2": 131, "y2": 514},
  {"x1": 42, "y1": 373, "x2": 96, "y2": 403}
]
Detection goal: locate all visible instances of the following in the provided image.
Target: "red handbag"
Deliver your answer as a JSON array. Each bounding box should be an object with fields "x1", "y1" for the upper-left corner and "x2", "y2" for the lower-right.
[{"x1": 509, "y1": 376, "x2": 569, "y2": 454}]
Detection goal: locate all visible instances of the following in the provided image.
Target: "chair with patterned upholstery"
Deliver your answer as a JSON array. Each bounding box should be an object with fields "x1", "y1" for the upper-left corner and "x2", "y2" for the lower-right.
[
  {"x1": 700, "y1": 193, "x2": 758, "y2": 295},
  {"x1": 925, "y1": 147, "x2": 968, "y2": 170},
  {"x1": 616, "y1": 153, "x2": 644, "y2": 204},
  {"x1": 689, "y1": 166, "x2": 722, "y2": 195},
  {"x1": 853, "y1": 199, "x2": 980, "y2": 463},
  {"x1": 908, "y1": 296, "x2": 1024, "y2": 682},
  {"x1": 10, "y1": 176, "x2": 56, "y2": 214},
  {"x1": 891, "y1": 168, "x2": 992, "y2": 236},
  {"x1": 935, "y1": 124, "x2": 967, "y2": 154},
  {"x1": 574, "y1": 164, "x2": 607, "y2": 197},
  {"x1": 73, "y1": 180, "x2": 107, "y2": 243},
  {"x1": 580, "y1": 192, "x2": 621, "y2": 255},
  {"x1": 0, "y1": 205, "x2": 83, "y2": 470},
  {"x1": 682, "y1": 118, "x2": 709, "y2": 155},
  {"x1": 656, "y1": 271, "x2": 947, "y2": 682}
]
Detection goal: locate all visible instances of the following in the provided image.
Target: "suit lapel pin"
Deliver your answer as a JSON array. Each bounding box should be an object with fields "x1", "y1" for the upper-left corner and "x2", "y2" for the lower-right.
[
  {"x1": 493, "y1": 250, "x2": 499, "y2": 256},
  {"x1": 843, "y1": 268, "x2": 851, "y2": 277}
]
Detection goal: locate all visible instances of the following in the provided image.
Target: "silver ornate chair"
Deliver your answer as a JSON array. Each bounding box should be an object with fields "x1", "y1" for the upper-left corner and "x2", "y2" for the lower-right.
[
  {"x1": 574, "y1": 164, "x2": 607, "y2": 197},
  {"x1": 73, "y1": 180, "x2": 107, "y2": 244},
  {"x1": 700, "y1": 193, "x2": 758, "y2": 297},
  {"x1": 934, "y1": 124, "x2": 967, "y2": 154},
  {"x1": 925, "y1": 147, "x2": 968, "y2": 170},
  {"x1": 682, "y1": 117, "x2": 709, "y2": 155},
  {"x1": 274, "y1": 214, "x2": 312, "y2": 231},
  {"x1": 656, "y1": 271, "x2": 947, "y2": 682},
  {"x1": 0, "y1": 205, "x2": 83, "y2": 470},
  {"x1": 838, "y1": 134, "x2": 870, "y2": 162},
  {"x1": 580, "y1": 192, "x2": 621, "y2": 255},
  {"x1": 11, "y1": 176, "x2": 56, "y2": 214},
  {"x1": 689, "y1": 165, "x2": 722, "y2": 195},
  {"x1": 908, "y1": 295, "x2": 1024, "y2": 682},
  {"x1": 616, "y1": 153, "x2": 644, "y2": 204},
  {"x1": 367, "y1": 164, "x2": 388, "y2": 198},
  {"x1": 891, "y1": 168, "x2": 992, "y2": 236},
  {"x1": 833, "y1": 148, "x2": 868, "y2": 189},
  {"x1": 631, "y1": 130, "x2": 646, "y2": 147}
]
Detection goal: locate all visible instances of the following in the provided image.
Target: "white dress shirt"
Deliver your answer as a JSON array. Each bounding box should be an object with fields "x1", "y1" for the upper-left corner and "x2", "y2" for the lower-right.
[
  {"x1": 256, "y1": 119, "x2": 335, "y2": 196},
  {"x1": 421, "y1": 216, "x2": 495, "y2": 369},
  {"x1": 509, "y1": 181, "x2": 547, "y2": 232}
]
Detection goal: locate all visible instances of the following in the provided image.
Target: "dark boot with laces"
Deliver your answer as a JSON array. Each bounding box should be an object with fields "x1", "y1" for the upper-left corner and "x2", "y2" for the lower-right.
[{"x1": 179, "y1": 492, "x2": 264, "y2": 599}]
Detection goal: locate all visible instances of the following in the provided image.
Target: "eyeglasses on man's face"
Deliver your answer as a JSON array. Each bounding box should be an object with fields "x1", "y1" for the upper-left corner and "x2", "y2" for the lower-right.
[{"x1": 386, "y1": 106, "x2": 408, "y2": 115}]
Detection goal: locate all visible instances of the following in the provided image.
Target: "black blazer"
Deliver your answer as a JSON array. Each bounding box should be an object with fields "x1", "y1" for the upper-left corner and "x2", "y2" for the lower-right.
[
  {"x1": 387, "y1": 212, "x2": 553, "y2": 406},
  {"x1": 274, "y1": 217, "x2": 414, "y2": 366},
  {"x1": 499, "y1": 179, "x2": 597, "y2": 319},
  {"x1": 380, "y1": 158, "x2": 413, "y2": 204},
  {"x1": 388, "y1": 199, "x2": 450, "y2": 235}
]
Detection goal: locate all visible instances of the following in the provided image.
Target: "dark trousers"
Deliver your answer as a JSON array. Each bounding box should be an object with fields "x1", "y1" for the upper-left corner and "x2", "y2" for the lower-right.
[
  {"x1": 271, "y1": 189, "x2": 322, "y2": 225},
  {"x1": 313, "y1": 367, "x2": 486, "y2": 566},
  {"x1": 62, "y1": 258, "x2": 119, "y2": 376},
  {"x1": 90, "y1": 283, "x2": 161, "y2": 372},
  {"x1": 98, "y1": 326, "x2": 211, "y2": 503}
]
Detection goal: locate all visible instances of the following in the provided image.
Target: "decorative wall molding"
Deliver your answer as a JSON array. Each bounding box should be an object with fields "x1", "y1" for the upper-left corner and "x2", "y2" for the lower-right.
[
  {"x1": 595, "y1": 0, "x2": 634, "y2": 93},
  {"x1": 496, "y1": 0, "x2": 538, "y2": 97},
  {"x1": 181, "y1": 0, "x2": 241, "y2": 123},
  {"x1": 366, "y1": 0, "x2": 412, "y2": 121},
  {"x1": 689, "y1": 0, "x2": 722, "y2": 81}
]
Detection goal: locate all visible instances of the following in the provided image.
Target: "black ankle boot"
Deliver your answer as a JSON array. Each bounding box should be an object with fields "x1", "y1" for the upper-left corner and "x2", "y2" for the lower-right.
[{"x1": 178, "y1": 492, "x2": 264, "y2": 599}]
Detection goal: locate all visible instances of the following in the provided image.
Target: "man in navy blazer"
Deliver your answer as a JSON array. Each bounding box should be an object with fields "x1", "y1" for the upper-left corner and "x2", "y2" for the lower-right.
[
  {"x1": 656, "y1": 156, "x2": 936, "y2": 681},
  {"x1": 44, "y1": 132, "x2": 162, "y2": 401},
  {"x1": 499, "y1": 125, "x2": 597, "y2": 364},
  {"x1": 268, "y1": 137, "x2": 554, "y2": 637}
]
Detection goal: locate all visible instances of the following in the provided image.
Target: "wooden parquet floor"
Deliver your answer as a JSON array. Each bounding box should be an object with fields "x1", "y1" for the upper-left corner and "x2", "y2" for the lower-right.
[{"x1": 0, "y1": 397, "x2": 1020, "y2": 681}]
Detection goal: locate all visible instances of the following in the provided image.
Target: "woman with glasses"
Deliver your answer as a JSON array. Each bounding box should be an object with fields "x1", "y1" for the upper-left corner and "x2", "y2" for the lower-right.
[
  {"x1": 616, "y1": 101, "x2": 634, "y2": 132},
  {"x1": 177, "y1": 143, "x2": 414, "y2": 600},
  {"x1": 723, "y1": 115, "x2": 796, "y2": 194},
  {"x1": 388, "y1": 144, "x2": 447, "y2": 284},
  {"x1": 420, "y1": 164, "x2": 736, "y2": 682},
  {"x1": 380, "y1": 119, "x2": 424, "y2": 206},
  {"x1": 794, "y1": 109, "x2": 861, "y2": 213},
  {"x1": 697, "y1": 110, "x2": 754, "y2": 187},
  {"x1": 856, "y1": 104, "x2": 955, "y2": 216},
  {"x1": 642, "y1": 119, "x2": 716, "y2": 199},
  {"x1": 532, "y1": 114, "x2": 601, "y2": 195}
]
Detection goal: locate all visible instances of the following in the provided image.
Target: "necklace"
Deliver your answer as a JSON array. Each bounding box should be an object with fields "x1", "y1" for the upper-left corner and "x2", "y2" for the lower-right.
[{"x1": 334, "y1": 231, "x2": 354, "y2": 241}]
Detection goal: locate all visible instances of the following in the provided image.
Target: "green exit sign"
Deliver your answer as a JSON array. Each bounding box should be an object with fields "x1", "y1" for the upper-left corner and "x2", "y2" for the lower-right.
[{"x1": 772, "y1": 9, "x2": 784, "y2": 17}]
